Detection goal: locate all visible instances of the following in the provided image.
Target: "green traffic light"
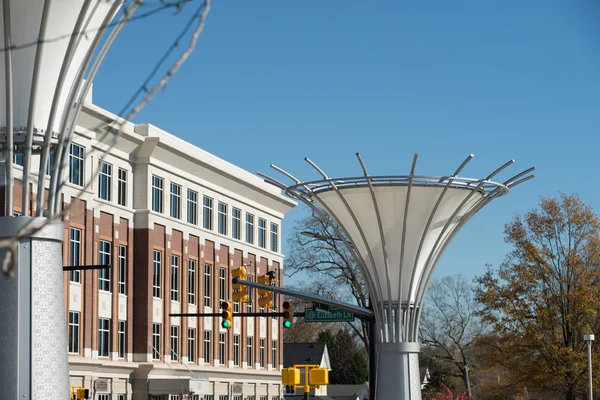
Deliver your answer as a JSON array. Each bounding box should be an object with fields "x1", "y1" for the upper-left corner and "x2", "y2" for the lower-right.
[
  {"x1": 222, "y1": 320, "x2": 230, "y2": 328},
  {"x1": 283, "y1": 320, "x2": 291, "y2": 328}
]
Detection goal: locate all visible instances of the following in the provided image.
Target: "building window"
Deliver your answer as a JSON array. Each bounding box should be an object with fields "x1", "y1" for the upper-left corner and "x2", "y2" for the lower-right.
[
  {"x1": 118, "y1": 245, "x2": 127, "y2": 295},
  {"x1": 232, "y1": 207, "x2": 241, "y2": 240},
  {"x1": 233, "y1": 300, "x2": 240, "y2": 313},
  {"x1": 272, "y1": 340, "x2": 277, "y2": 368},
  {"x1": 69, "y1": 143, "x2": 85, "y2": 186},
  {"x1": 246, "y1": 214, "x2": 254, "y2": 244},
  {"x1": 171, "y1": 325, "x2": 179, "y2": 361},
  {"x1": 188, "y1": 259, "x2": 196, "y2": 305},
  {"x1": 187, "y1": 189, "x2": 198, "y2": 225},
  {"x1": 152, "y1": 175, "x2": 164, "y2": 213},
  {"x1": 219, "y1": 267, "x2": 226, "y2": 302},
  {"x1": 98, "y1": 240, "x2": 111, "y2": 292},
  {"x1": 97, "y1": 395, "x2": 111, "y2": 400},
  {"x1": 270, "y1": 223, "x2": 279, "y2": 252},
  {"x1": 218, "y1": 202, "x2": 228, "y2": 235},
  {"x1": 170, "y1": 182, "x2": 181, "y2": 219},
  {"x1": 152, "y1": 323, "x2": 161, "y2": 360},
  {"x1": 247, "y1": 336, "x2": 253, "y2": 367},
  {"x1": 259, "y1": 338, "x2": 265, "y2": 368},
  {"x1": 117, "y1": 168, "x2": 127, "y2": 206},
  {"x1": 258, "y1": 218, "x2": 267, "y2": 248},
  {"x1": 188, "y1": 328, "x2": 196, "y2": 363},
  {"x1": 260, "y1": 397, "x2": 268, "y2": 400},
  {"x1": 98, "y1": 161, "x2": 112, "y2": 201},
  {"x1": 14, "y1": 152, "x2": 23, "y2": 166},
  {"x1": 118, "y1": 320, "x2": 126, "y2": 359},
  {"x1": 219, "y1": 332, "x2": 226, "y2": 365},
  {"x1": 171, "y1": 255, "x2": 180, "y2": 302},
  {"x1": 117, "y1": 395, "x2": 126, "y2": 400},
  {"x1": 69, "y1": 227, "x2": 81, "y2": 283},
  {"x1": 153, "y1": 250, "x2": 162, "y2": 298},
  {"x1": 203, "y1": 196, "x2": 213, "y2": 230},
  {"x1": 219, "y1": 396, "x2": 229, "y2": 400},
  {"x1": 204, "y1": 330, "x2": 211, "y2": 364},
  {"x1": 204, "y1": 263, "x2": 212, "y2": 307},
  {"x1": 98, "y1": 318, "x2": 110, "y2": 357},
  {"x1": 68, "y1": 311, "x2": 80, "y2": 354},
  {"x1": 44, "y1": 152, "x2": 55, "y2": 175},
  {"x1": 233, "y1": 334, "x2": 240, "y2": 366}
]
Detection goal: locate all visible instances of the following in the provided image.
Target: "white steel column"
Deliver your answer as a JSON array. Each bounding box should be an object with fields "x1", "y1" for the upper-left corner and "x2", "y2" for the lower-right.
[{"x1": 0, "y1": 217, "x2": 67, "y2": 400}]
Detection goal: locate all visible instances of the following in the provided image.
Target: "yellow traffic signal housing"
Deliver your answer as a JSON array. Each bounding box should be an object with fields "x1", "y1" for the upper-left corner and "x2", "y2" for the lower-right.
[
  {"x1": 281, "y1": 367, "x2": 301, "y2": 386},
  {"x1": 231, "y1": 266, "x2": 248, "y2": 290},
  {"x1": 257, "y1": 274, "x2": 272, "y2": 296},
  {"x1": 258, "y1": 296, "x2": 274, "y2": 308},
  {"x1": 232, "y1": 290, "x2": 248, "y2": 302},
  {"x1": 77, "y1": 388, "x2": 90, "y2": 399},
  {"x1": 309, "y1": 367, "x2": 329, "y2": 386},
  {"x1": 282, "y1": 301, "x2": 293, "y2": 328},
  {"x1": 221, "y1": 301, "x2": 233, "y2": 329}
]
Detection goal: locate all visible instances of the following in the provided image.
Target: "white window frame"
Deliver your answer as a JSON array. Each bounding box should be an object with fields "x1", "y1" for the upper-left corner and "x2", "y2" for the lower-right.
[
  {"x1": 171, "y1": 255, "x2": 180, "y2": 302},
  {"x1": 188, "y1": 259, "x2": 196, "y2": 305},
  {"x1": 117, "y1": 167, "x2": 127, "y2": 206},
  {"x1": 259, "y1": 338, "x2": 265, "y2": 368},
  {"x1": 219, "y1": 332, "x2": 226, "y2": 365},
  {"x1": 258, "y1": 218, "x2": 267, "y2": 248},
  {"x1": 171, "y1": 325, "x2": 179, "y2": 361},
  {"x1": 204, "y1": 263, "x2": 212, "y2": 307},
  {"x1": 118, "y1": 320, "x2": 126, "y2": 359},
  {"x1": 247, "y1": 336, "x2": 253, "y2": 367},
  {"x1": 270, "y1": 223, "x2": 279, "y2": 252},
  {"x1": 187, "y1": 189, "x2": 198, "y2": 225},
  {"x1": 68, "y1": 311, "x2": 80, "y2": 354},
  {"x1": 218, "y1": 202, "x2": 228, "y2": 235},
  {"x1": 152, "y1": 323, "x2": 161, "y2": 360},
  {"x1": 188, "y1": 328, "x2": 196, "y2": 363},
  {"x1": 233, "y1": 334, "x2": 240, "y2": 366},
  {"x1": 219, "y1": 267, "x2": 226, "y2": 302},
  {"x1": 118, "y1": 245, "x2": 127, "y2": 295},
  {"x1": 272, "y1": 339, "x2": 277, "y2": 369},
  {"x1": 153, "y1": 250, "x2": 162, "y2": 298},
  {"x1": 98, "y1": 318, "x2": 110, "y2": 358},
  {"x1": 152, "y1": 175, "x2": 164, "y2": 213},
  {"x1": 69, "y1": 227, "x2": 81, "y2": 283},
  {"x1": 69, "y1": 143, "x2": 85, "y2": 186},
  {"x1": 98, "y1": 240, "x2": 111, "y2": 292},
  {"x1": 170, "y1": 182, "x2": 182, "y2": 219},
  {"x1": 246, "y1": 213, "x2": 254, "y2": 244},
  {"x1": 98, "y1": 161, "x2": 112, "y2": 201},
  {"x1": 232, "y1": 207, "x2": 241, "y2": 240},
  {"x1": 203, "y1": 196, "x2": 213, "y2": 230},
  {"x1": 204, "y1": 330, "x2": 211, "y2": 364}
]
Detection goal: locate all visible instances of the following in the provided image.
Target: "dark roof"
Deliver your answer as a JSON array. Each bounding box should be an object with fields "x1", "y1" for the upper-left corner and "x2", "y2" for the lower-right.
[
  {"x1": 327, "y1": 385, "x2": 365, "y2": 397},
  {"x1": 284, "y1": 342, "x2": 327, "y2": 367}
]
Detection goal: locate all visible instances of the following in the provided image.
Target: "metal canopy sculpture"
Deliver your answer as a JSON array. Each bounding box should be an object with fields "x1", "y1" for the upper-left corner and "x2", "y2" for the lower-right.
[
  {"x1": 259, "y1": 153, "x2": 534, "y2": 399},
  {"x1": 0, "y1": 1, "x2": 137, "y2": 399}
]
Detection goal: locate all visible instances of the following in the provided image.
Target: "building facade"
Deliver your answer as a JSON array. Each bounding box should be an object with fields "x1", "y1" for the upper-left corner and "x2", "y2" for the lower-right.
[{"x1": 2, "y1": 101, "x2": 296, "y2": 400}]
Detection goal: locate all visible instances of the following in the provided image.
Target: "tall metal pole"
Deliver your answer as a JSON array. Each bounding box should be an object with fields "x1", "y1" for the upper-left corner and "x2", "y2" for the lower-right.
[
  {"x1": 585, "y1": 334, "x2": 594, "y2": 400},
  {"x1": 369, "y1": 318, "x2": 377, "y2": 400}
]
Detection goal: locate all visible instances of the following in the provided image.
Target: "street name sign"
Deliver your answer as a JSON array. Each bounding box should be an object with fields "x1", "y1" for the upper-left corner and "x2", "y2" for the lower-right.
[{"x1": 305, "y1": 308, "x2": 354, "y2": 322}]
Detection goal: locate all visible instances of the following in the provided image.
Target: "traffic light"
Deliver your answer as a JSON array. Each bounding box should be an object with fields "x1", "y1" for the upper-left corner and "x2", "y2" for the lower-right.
[
  {"x1": 282, "y1": 301, "x2": 293, "y2": 328},
  {"x1": 309, "y1": 367, "x2": 329, "y2": 386},
  {"x1": 282, "y1": 367, "x2": 301, "y2": 386},
  {"x1": 232, "y1": 266, "x2": 248, "y2": 302},
  {"x1": 257, "y1": 273, "x2": 274, "y2": 308},
  {"x1": 221, "y1": 301, "x2": 233, "y2": 329}
]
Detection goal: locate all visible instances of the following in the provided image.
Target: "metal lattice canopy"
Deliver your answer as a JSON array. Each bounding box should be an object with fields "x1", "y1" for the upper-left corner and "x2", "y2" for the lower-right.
[{"x1": 259, "y1": 153, "x2": 534, "y2": 343}]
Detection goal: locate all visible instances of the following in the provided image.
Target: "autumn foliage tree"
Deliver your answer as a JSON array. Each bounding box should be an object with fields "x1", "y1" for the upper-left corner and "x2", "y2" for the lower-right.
[{"x1": 475, "y1": 193, "x2": 600, "y2": 399}]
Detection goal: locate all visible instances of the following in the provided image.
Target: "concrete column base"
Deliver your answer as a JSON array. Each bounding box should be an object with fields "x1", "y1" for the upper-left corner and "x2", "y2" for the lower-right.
[{"x1": 376, "y1": 342, "x2": 421, "y2": 400}]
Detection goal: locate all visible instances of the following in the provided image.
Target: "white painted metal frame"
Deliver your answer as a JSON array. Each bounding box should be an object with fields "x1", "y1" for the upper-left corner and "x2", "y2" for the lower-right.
[{"x1": 259, "y1": 153, "x2": 534, "y2": 344}]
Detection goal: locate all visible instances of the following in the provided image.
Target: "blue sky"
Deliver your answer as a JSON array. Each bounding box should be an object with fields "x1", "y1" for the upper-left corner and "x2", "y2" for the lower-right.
[{"x1": 93, "y1": 0, "x2": 600, "y2": 285}]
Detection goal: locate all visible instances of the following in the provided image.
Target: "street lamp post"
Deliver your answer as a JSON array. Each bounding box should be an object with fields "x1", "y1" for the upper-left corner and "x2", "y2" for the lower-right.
[{"x1": 585, "y1": 334, "x2": 594, "y2": 400}]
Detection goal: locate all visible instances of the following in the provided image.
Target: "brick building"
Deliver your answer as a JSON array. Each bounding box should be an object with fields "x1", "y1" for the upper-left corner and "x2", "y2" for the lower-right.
[{"x1": 3, "y1": 100, "x2": 296, "y2": 400}]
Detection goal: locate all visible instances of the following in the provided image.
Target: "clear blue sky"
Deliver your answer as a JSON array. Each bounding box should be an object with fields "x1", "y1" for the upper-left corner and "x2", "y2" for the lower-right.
[{"x1": 93, "y1": 0, "x2": 600, "y2": 284}]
